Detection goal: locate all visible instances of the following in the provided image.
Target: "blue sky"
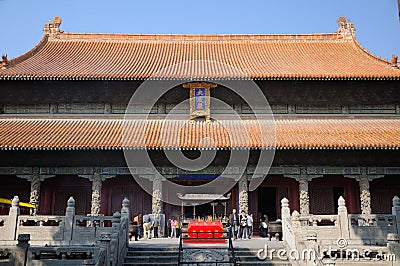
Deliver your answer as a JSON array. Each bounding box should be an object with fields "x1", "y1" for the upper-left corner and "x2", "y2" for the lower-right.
[{"x1": 0, "y1": 0, "x2": 399, "y2": 60}]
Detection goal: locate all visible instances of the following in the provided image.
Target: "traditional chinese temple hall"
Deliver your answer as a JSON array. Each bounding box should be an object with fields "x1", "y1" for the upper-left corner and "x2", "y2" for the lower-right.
[{"x1": 0, "y1": 16, "x2": 399, "y2": 231}]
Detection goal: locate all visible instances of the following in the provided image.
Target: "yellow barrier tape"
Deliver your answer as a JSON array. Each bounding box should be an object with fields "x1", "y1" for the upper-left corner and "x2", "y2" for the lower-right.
[{"x1": 0, "y1": 198, "x2": 35, "y2": 208}]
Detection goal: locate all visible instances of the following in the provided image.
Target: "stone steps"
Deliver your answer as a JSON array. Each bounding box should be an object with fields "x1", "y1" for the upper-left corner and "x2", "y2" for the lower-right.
[
  {"x1": 124, "y1": 247, "x2": 179, "y2": 266},
  {"x1": 124, "y1": 242, "x2": 291, "y2": 266},
  {"x1": 234, "y1": 248, "x2": 291, "y2": 265}
]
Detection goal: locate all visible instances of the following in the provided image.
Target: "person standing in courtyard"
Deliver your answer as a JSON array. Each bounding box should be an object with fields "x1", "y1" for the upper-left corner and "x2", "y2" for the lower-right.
[
  {"x1": 229, "y1": 208, "x2": 240, "y2": 239},
  {"x1": 167, "y1": 217, "x2": 172, "y2": 238},
  {"x1": 153, "y1": 215, "x2": 160, "y2": 238},
  {"x1": 133, "y1": 214, "x2": 142, "y2": 239},
  {"x1": 170, "y1": 217, "x2": 177, "y2": 238},
  {"x1": 176, "y1": 218, "x2": 181, "y2": 238},
  {"x1": 239, "y1": 210, "x2": 248, "y2": 239},
  {"x1": 247, "y1": 212, "x2": 253, "y2": 239},
  {"x1": 142, "y1": 212, "x2": 151, "y2": 239}
]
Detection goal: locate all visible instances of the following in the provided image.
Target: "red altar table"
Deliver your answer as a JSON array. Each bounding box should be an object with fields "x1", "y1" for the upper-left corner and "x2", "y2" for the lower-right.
[{"x1": 184, "y1": 221, "x2": 226, "y2": 244}]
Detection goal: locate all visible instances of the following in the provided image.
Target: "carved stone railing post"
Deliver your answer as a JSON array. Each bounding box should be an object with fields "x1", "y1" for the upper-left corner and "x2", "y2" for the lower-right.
[
  {"x1": 281, "y1": 198, "x2": 290, "y2": 241},
  {"x1": 97, "y1": 234, "x2": 111, "y2": 265},
  {"x1": 337, "y1": 196, "x2": 350, "y2": 239},
  {"x1": 17, "y1": 167, "x2": 55, "y2": 215},
  {"x1": 110, "y1": 212, "x2": 121, "y2": 266},
  {"x1": 121, "y1": 197, "x2": 130, "y2": 220},
  {"x1": 5, "y1": 196, "x2": 20, "y2": 241},
  {"x1": 121, "y1": 198, "x2": 130, "y2": 249},
  {"x1": 15, "y1": 234, "x2": 30, "y2": 266},
  {"x1": 238, "y1": 174, "x2": 248, "y2": 213},
  {"x1": 291, "y1": 210, "x2": 300, "y2": 229},
  {"x1": 151, "y1": 176, "x2": 163, "y2": 215},
  {"x1": 63, "y1": 197, "x2": 75, "y2": 244},
  {"x1": 392, "y1": 195, "x2": 400, "y2": 236}
]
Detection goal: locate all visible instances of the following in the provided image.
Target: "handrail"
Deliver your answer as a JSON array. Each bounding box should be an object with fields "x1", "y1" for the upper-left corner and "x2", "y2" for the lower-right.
[{"x1": 228, "y1": 235, "x2": 237, "y2": 266}]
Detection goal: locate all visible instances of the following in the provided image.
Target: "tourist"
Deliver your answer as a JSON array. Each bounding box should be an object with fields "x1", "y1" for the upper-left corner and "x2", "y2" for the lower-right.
[
  {"x1": 133, "y1": 214, "x2": 142, "y2": 239},
  {"x1": 166, "y1": 217, "x2": 172, "y2": 238},
  {"x1": 128, "y1": 220, "x2": 134, "y2": 241},
  {"x1": 153, "y1": 215, "x2": 159, "y2": 238},
  {"x1": 176, "y1": 218, "x2": 181, "y2": 238},
  {"x1": 229, "y1": 208, "x2": 240, "y2": 240},
  {"x1": 142, "y1": 213, "x2": 151, "y2": 239},
  {"x1": 170, "y1": 217, "x2": 177, "y2": 238},
  {"x1": 225, "y1": 216, "x2": 232, "y2": 239},
  {"x1": 239, "y1": 210, "x2": 248, "y2": 239},
  {"x1": 129, "y1": 220, "x2": 139, "y2": 241},
  {"x1": 259, "y1": 217, "x2": 268, "y2": 238},
  {"x1": 247, "y1": 212, "x2": 253, "y2": 239}
]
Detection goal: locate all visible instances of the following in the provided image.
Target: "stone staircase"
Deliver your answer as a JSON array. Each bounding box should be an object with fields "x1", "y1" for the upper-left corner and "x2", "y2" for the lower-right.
[
  {"x1": 124, "y1": 242, "x2": 292, "y2": 266},
  {"x1": 235, "y1": 243, "x2": 292, "y2": 266},
  {"x1": 124, "y1": 246, "x2": 179, "y2": 266}
]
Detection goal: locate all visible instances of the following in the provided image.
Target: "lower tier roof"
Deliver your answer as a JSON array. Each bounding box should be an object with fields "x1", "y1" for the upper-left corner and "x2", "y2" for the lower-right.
[{"x1": 0, "y1": 118, "x2": 398, "y2": 150}]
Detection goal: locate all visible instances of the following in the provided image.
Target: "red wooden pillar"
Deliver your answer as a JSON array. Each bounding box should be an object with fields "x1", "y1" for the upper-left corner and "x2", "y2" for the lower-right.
[
  {"x1": 344, "y1": 177, "x2": 360, "y2": 214},
  {"x1": 289, "y1": 177, "x2": 300, "y2": 213},
  {"x1": 40, "y1": 178, "x2": 56, "y2": 215}
]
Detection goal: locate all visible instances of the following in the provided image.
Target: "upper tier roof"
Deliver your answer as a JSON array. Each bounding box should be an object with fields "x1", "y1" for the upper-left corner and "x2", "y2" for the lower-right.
[{"x1": 1, "y1": 16, "x2": 399, "y2": 80}]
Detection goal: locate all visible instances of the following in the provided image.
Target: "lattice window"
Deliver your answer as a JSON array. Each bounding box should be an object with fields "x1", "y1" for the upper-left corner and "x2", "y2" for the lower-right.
[
  {"x1": 296, "y1": 104, "x2": 342, "y2": 114},
  {"x1": 349, "y1": 104, "x2": 396, "y2": 114},
  {"x1": 58, "y1": 103, "x2": 105, "y2": 114},
  {"x1": 3, "y1": 104, "x2": 50, "y2": 114},
  {"x1": 165, "y1": 103, "x2": 189, "y2": 114}
]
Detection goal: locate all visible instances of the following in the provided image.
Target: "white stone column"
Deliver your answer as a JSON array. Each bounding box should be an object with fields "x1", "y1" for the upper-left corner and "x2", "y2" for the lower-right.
[
  {"x1": 91, "y1": 173, "x2": 102, "y2": 216},
  {"x1": 238, "y1": 174, "x2": 248, "y2": 213},
  {"x1": 345, "y1": 170, "x2": 384, "y2": 215},
  {"x1": 151, "y1": 175, "x2": 163, "y2": 215},
  {"x1": 298, "y1": 175, "x2": 310, "y2": 215},
  {"x1": 285, "y1": 168, "x2": 322, "y2": 215},
  {"x1": 80, "y1": 168, "x2": 115, "y2": 216},
  {"x1": 29, "y1": 168, "x2": 41, "y2": 215},
  {"x1": 17, "y1": 167, "x2": 54, "y2": 215},
  {"x1": 359, "y1": 174, "x2": 371, "y2": 215}
]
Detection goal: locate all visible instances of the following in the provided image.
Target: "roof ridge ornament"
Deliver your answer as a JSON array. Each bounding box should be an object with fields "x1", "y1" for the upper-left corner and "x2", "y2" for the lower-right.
[
  {"x1": 1, "y1": 54, "x2": 8, "y2": 69},
  {"x1": 337, "y1": 16, "x2": 355, "y2": 39},
  {"x1": 43, "y1": 16, "x2": 62, "y2": 37},
  {"x1": 391, "y1": 54, "x2": 399, "y2": 69}
]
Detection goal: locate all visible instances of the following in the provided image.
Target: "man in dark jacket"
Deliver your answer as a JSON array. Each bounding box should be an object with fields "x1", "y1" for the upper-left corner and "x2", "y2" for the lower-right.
[
  {"x1": 166, "y1": 218, "x2": 172, "y2": 238},
  {"x1": 229, "y1": 209, "x2": 240, "y2": 239}
]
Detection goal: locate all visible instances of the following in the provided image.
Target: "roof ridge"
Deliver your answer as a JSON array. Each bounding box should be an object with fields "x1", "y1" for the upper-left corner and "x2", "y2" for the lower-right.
[
  {"x1": 3, "y1": 35, "x2": 49, "y2": 67},
  {"x1": 55, "y1": 31, "x2": 344, "y2": 42},
  {"x1": 351, "y1": 36, "x2": 399, "y2": 69},
  {"x1": 2, "y1": 16, "x2": 400, "y2": 80}
]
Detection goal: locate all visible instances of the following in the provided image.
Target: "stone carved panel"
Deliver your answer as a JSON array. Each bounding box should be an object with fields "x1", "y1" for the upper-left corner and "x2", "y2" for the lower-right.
[{"x1": 183, "y1": 249, "x2": 230, "y2": 266}]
